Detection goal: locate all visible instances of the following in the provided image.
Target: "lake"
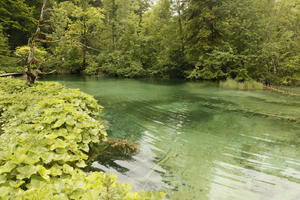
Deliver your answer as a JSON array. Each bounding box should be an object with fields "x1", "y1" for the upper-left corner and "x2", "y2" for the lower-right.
[{"x1": 44, "y1": 75, "x2": 300, "y2": 200}]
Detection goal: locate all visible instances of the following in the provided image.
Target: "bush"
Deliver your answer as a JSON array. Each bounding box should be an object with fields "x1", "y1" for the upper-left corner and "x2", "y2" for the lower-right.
[
  {"x1": 0, "y1": 77, "x2": 165, "y2": 200},
  {"x1": 187, "y1": 49, "x2": 250, "y2": 81},
  {"x1": 15, "y1": 46, "x2": 47, "y2": 63},
  {"x1": 0, "y1": 56, "x2": 23, "y2": 74},
  {"x1": 92, "y1": 51, "x2": 145, "y2": 78}
]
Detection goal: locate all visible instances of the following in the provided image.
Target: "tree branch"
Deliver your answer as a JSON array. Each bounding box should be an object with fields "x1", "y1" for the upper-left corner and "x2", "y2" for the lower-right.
[{"x1": 75, "y1": 42, "x2": 101, "y2": 52}]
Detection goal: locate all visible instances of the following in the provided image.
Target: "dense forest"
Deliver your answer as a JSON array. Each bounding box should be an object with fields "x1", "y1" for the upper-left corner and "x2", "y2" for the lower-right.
[
  {"x1": 0, "y1": 0, "x2": 300, "y2": 85},
  {"x1": 1, "y1": 1, "x2": 300, "y2": 199}
]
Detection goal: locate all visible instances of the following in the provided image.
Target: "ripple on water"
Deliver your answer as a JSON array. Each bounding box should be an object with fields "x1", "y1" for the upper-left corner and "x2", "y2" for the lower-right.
[{"x1": 43, "y1": 76, "x2": 300, "y2": 200}]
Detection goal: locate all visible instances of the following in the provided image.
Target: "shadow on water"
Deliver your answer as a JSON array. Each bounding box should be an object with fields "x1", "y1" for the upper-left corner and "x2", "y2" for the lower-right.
[{"x1": 95, "y1": 92, "x2": 236, "y2": 141}]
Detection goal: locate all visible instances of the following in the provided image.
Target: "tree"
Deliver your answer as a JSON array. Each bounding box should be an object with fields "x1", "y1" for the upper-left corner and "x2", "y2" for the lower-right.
[
  {"x1": 259, "y1": 0, "x2": 300, "y2": 84},
  {"x1": 25, "y1": 0, "x2": 49, "y2": 85},
  {"x1": 88, "y1": 0, "x2": 149, "y2": 77},
  {"x1": 1, "y1": 0, "x2": 299, "y2": 85},
  {"x1": 140, "y1": 0, "x2": 186, "y2": 78},
  {"x1": 0, "y1": 25, "x2": 10, "y2": 57},
  {"x1": 185, "y1": 0, "x2": 274, "y2": 82},
  {"x1": 49, "y1": 0, "x2": 104, "y2": 72},
  {"x1": 0, "y1": 0, "x2": 37, "y2": 48},
  {"x1": 0, "y1": 24, "x2": 12, "y2": 72},
  {"x1": 173, "y1": 0, "x2": 186, "y2": 55},
  {"x1": 184, "y1": 0, "x2": 223, "y2": 62}
]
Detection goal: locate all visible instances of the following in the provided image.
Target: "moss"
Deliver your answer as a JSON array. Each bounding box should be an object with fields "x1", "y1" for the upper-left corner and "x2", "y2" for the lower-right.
[{"x1": 88, "y1": 138, "x2": 139, "y2": 166}]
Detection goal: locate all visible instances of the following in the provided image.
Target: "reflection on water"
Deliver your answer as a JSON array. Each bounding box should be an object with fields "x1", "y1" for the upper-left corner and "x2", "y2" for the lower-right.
[{"x1": 43, "y1": 75, "x2": 300, "y2": 200}]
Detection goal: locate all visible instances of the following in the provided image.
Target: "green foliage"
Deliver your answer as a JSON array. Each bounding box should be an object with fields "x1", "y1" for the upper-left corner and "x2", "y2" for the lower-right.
[
  {"x1": 0, "y1": 64, "x2": 24, "y2": 74},
  {"x1": 93, "y1": 51, "x2": 145, "y2": 78},
  {"x1": 15, "y1": 46, "x2": 47, "y2": 65},
  {"x1": 257, "y1": 0, "x2": 300, "y2": 85},
  {"x1": 184, "y1": 0, "x2": 300, "y2": 85},
  {"x1": 140, "y1": 0, "x2": 186, "y2": 78},
  {"x1": 184, "y1": 0, "x2": 223, "y2": 63},
  {"x1": 0, "y1": 0, "x2": 37, "y2": 48},
  {"x1": 0, "y1": 24, "x2": 21, "y2": 73},
  {"x1": 188, "y1": 49, "x2": 250, "y2": 81},
  {"x1": 48, "y1": 0, "x2": 105, "y2": 72},
  {"x1": 48, "y1": 0, "x2": 185, "y2": 78},
  {"x1": 0, "y1": 77, "x2": 165, "y2": 200},
  {"x1": 1, "y1": 0, "x2": 300, "y2": 85},
  {"x1": 0, "y1": 25, "x2": 10, "y2": 57}
]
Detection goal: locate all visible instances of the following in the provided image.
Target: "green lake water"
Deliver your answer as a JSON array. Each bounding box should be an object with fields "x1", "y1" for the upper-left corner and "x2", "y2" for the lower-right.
[{"x1": 44, "y1": 75, "x2": 300, "y2": 200}]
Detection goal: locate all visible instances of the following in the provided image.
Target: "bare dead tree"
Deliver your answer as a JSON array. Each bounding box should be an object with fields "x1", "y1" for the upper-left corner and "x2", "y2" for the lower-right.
[
  {"x1": 24, "y1": 0, "x2": 102, "y2": 85},
  {"x1": 26, "y1": 0, "x2": 60, "y2": 85},
  {"x1": 26, "y1": 0, "x2": 48, "y2": 85}
]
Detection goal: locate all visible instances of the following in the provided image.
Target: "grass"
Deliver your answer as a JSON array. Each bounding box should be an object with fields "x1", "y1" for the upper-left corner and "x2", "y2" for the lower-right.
[{"x1": 220, "y1": 78, "x2": 264, "y2": 90}]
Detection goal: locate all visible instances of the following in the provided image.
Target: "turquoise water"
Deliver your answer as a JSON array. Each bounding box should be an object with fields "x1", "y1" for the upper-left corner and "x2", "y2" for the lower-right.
[{"x1": 44, "y1": 75, "x2": 300, "y2": 200}]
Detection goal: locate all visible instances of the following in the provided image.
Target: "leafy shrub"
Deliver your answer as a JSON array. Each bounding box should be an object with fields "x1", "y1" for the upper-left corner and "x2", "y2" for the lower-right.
[
  {"x1": 0, "y1": 55, "x2": 23, "y2": 74},
  {"x1": 15, "y1": 46, "x2": 47, "y2": 64},
  {"x1": 93, "y1": 51, "x2": 145, "y2": 78},
  {"x1": 187, "y1": 49, "x2": 250, "y2": 81},
  {"x1": 0, "y1": 77, "x2": 165, "y2": 199},
  {"x1": 47, "y1": 43, "x2": 84, "y2": 73}
]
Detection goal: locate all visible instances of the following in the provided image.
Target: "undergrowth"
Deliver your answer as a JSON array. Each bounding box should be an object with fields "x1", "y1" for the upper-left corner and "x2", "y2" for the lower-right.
[{"x1": 0, "y1": 77, "x2": 164, "y2": 200}]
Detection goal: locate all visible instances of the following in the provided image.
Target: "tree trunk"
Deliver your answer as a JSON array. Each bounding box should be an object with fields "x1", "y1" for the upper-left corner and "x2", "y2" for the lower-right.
[
  {"x1": 176, "y1": 0, "x2": 185, "y2": 55},
  {"x1": 26, "y1": 45, "x2": 37, "y2": 85},
  {"x1": 111, "y1": 0, "x2": 117, "y2": 50},
  {"x1": 82, "y1": 18, "x2": 87, "y2": 71},
  {"x1": 26, "y1": 0, "x2": 47, "y2": 85}
]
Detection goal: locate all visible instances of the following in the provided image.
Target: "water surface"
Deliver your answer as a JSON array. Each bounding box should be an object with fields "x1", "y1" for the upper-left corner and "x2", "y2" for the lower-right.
[{"x1": 44, "y1": 75, "x2": 300, "y2": 200}]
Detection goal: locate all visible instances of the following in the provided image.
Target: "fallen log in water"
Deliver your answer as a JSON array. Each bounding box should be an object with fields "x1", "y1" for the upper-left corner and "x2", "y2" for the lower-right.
[
  {"x1": 264, "y1": 86, "x2": 300, "y2": 97},
  {"x1": 0, "y1": 73, "x2": 24, "y2": 77},
  {"x1": 200, "y1": 102, "x2": 300, "y2": 123}
]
